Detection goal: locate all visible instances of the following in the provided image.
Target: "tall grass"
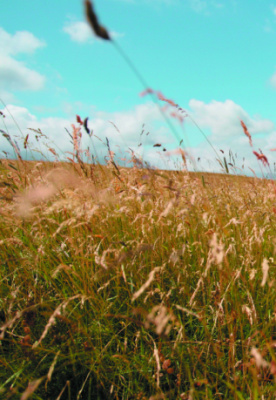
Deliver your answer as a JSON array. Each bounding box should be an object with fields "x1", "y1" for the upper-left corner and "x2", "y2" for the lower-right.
[{"x1": 0, "y1": 116, "x2": 276, "y2": 399}]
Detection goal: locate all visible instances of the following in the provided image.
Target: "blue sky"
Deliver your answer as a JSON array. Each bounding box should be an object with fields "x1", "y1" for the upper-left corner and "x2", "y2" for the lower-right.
[{"x1": 1, "y1": 0, "x2": 276, "y2": 174}]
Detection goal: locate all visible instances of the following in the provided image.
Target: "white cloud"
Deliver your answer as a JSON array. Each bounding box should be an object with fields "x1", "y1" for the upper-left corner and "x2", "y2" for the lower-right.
[
  {"x1": 188, "y1": 99, "x2": 274, "y2": 140},
  {"x1": 1, "y1": 104, "x2": 37, "y2": 125},
  {"x1": 0, "y1": 27, "x2": 46, "y2": 94},
  {"x1": 185, "y1": 99, "x2": 276, "y2": 175},
  {"x1": 0, "y1": 90, "x2": 17, "y2": 104},
  {"x1": 63, "y1": 21, "x2": 93, "y2": 43},
  {"x1": 0, "y1": 54, "x2": 45, "y2": 92},
  {"x1": 0, "y1": 27, "x2": 45, "y2": 56}
]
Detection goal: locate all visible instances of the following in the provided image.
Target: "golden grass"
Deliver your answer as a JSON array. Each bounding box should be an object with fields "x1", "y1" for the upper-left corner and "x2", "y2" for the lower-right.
[{"x1": 1, "y1": 152, "x2": 276, "y2": 399}]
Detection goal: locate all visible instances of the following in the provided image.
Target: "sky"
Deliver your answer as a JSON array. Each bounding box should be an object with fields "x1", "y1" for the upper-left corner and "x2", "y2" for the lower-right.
[{"x1": 0, "y1": 0, "x2": 276, "y2": 175}]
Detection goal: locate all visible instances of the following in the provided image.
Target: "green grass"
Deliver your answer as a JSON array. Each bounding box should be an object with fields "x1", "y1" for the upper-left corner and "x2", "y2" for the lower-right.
[{"x1": 0, "y1": 134, "x2": 276, "y2": 399}]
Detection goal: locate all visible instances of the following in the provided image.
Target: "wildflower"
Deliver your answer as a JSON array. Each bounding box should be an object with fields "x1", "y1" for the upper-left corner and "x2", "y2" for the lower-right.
[
  {"x1": 253, "y1": 150, "x2": 269, "y2": 167},
  {"x1": 157, "y1": 91, "x2": 178, "y2": 107}
]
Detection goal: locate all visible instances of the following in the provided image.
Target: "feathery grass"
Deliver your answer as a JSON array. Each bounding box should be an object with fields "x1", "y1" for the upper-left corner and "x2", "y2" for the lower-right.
[{"x1": 0, "y1": 129, "x2": 276, "y2": 399}]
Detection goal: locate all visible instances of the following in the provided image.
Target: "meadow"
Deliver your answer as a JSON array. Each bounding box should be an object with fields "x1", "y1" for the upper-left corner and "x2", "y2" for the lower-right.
[{"x1": 0, "y1": 114, "x2": 276, "y2": 400}]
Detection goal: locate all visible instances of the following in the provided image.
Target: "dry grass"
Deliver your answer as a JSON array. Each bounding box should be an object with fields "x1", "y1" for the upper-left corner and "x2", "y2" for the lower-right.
[{"x1": 0, "y1": 132, "x2": 276, "y2": 400}]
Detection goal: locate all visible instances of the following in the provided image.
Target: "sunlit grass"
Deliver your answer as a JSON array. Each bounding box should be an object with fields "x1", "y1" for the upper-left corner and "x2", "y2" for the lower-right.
[{"x1": 0, "y1": 116, "x2": 276, "y2": 399}]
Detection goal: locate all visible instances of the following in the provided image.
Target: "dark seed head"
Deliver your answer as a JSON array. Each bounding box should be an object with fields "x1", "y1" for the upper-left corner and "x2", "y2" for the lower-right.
[{"x1": 84, "y1": 0, "x2": 111, "y2": 40}]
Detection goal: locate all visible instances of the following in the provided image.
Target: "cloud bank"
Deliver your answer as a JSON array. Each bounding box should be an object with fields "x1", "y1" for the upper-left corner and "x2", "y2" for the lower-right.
[{"x1": 0, "y1": 27, "x2": 46, "y2": 95}]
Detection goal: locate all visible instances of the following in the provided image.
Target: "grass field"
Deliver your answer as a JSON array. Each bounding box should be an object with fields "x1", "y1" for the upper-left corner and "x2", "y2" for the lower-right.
[{"x1": 0, "y1": 119, "x2": 276, "y2": 400}]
